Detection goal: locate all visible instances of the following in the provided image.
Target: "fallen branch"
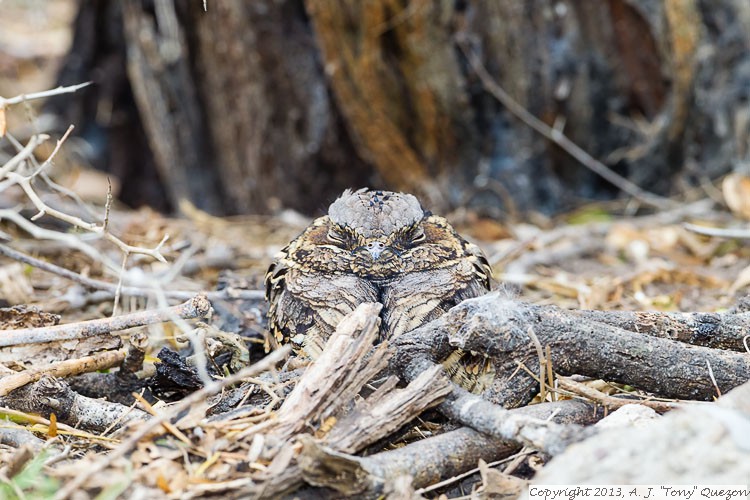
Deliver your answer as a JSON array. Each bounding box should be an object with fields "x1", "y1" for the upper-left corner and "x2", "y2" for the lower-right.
[
  {"x1": 0, "y1": 294, "x2": 212, "y2": 347},
  {"x1": 207, "y1": 304, "x2": 455, "y2": 499},
  {"x1": 445, "y1": 293, "x2": 750, "y2": 400},
  {"x1": 683, "y1": 222, "x2": 750, "y2": 239},
  {"x1": 325, "y1": 366, "x2": 452, "y2": 453},
  {"x1": 391, "y1": 317, "x2": 588, "y2": 455},
  {"x1": 0, "y1": 349, "x2": 127, "y2": 397},
  {"x1": 570, "y1": 308, "x2": 750, "y2": 351},
  {"x1": 270, "y1": 303, "x2": 390, "y2": 440},
  {"x1": 0, "y1": 375, "x2": 148, "y2": 432},
  {"x1": 298, "y1": 399, "x2": 600, "y2": 497}
]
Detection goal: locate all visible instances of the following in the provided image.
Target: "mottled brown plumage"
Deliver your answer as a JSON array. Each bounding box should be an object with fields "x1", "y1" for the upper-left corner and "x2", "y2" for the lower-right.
[{"x1": 265, "y1": 188, "x2": 493, "y2": 391}]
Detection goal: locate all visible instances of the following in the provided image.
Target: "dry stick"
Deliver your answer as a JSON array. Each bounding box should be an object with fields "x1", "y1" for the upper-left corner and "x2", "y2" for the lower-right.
[
  {"x1": 0, "y1": 82, "x2": 92, "y2": 107},
  {"x1": 54, "y1": 345, "x2": 291, "y2": 500},
  {"x1": 684, "y1": 222, "x2": 750, "y2": 239},
  {"x1": 392, "y1": 307, "x2": 589, "y2": 456},
  {"x1": 415, "y1": 450, "x2": 535, "y2": 495},
  {"x1": 30, "y1": 125, "x2": 74, "y2": 178},
  {"x1": 0, "y1": 243, "x2": 265, "y2": 302},
  {"x1": 459, "y1": 40, "x2": 674, "y2": 210},
  {"x1": 299, "y1": 400, "x2": 600, "y2": 496},
  {"x1": 570, "y1": 308, "x2": 750, "y2": 351},
  {"x1": 3, "y1": 131, "x2": 98, "y2": 222},
  {"x1": 6, "y1": 168, "x2": 168, "y2": 262},
  {"x1": 392, "y1": 292, "x2": 750, "y2": 449},
  {"x1": 0, "y1": 134, "x2": 49, "y2": 178},
  {"x1": 0, "y1": 294, "x2": 212, "y2": 347},
  {"x1": 271, "y1": 303, "x2": 388, "y2": 439},
  {"x1": 0, "y1": 130, "x2": 167, "y2": 262},
  {"x1": 0, "y1": 376, "x2": 149, "y2": 433},
  {"x1": 555, "y1": 376, "x2": 681, "y2": 413},
  {"x1": 447, "y1": 293, "x2": 750, "y2": 400},
  {"x1": 0, "y1": 350, "x2": 127, "y2": 396},
  {"x1": 0, "y1": 406, "x2": 82, "y2": 435},
  {"x1": 0, "y1": 210, "x2": 120, "y2": 272}
]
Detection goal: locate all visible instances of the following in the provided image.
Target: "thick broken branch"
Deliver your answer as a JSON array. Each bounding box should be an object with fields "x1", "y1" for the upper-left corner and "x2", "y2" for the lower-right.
[
  {"x1": 248, "y1": 304, "x2": 452, "y2": 499},
  {"x1": 570, "y1": 308, "x2": 750, "y2": 351},
  {"x1": 299, "y1": 400, "x2": 601, "y2": 497},
  {"x1": 418, "y1": 292, "x2": 750, "y2": 401},
  {"x1": 0, "y1": 376, "x2": 148, "y2": 432},
  {"x1": 271, "y1": 303, "x2": 389, "y2": 440},
  {"x1": 325, "y1": 366, "x2": 452, "y2": 453},
  {"x1": 391, "y1": 315, "x2": 588, "y2": 455}
]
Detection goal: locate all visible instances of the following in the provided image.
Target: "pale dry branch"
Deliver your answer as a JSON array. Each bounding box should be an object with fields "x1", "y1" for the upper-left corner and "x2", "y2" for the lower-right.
[
  {"x1": 0, "y1": 294, "x2": 212, "y2": 347},
  {"x1": 684, "y1": 222, "x2": 750, "y2": 239},
  {"x1": 5, "y1": 168, "x2": 168, "y2": 262},
  {"x1": 0, "y1": 350, "x2": 127, "y2": 397},
  {"x1": 555, "y1": 376, "x2": 681, "y2": 413},
  {"x1": 30, "y1": 125, "x2": 74, "y2": 177},
  {"x1": 0, "y1": 134, "x2": 49, "y2": 178},
  {"x1": 0, "y1": 376, "x2": 148, "y2": 432},
  {"x1": 0, "y1": 209, "x2": 119, "y2": 271},
  {"x1": 0, "y1": 82, "x2": 92, "y2": 108}
]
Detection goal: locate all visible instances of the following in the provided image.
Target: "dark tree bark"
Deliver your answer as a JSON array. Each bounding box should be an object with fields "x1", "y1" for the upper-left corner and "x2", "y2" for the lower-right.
[{"x1": 52, "y1": 0, "x2": 750, "y2": 216}]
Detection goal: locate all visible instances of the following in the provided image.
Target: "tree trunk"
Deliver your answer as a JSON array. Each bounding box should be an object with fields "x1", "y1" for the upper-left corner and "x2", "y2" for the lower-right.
[{"x1": 52, "y1": 0, "x2": 750, "y2": 216}]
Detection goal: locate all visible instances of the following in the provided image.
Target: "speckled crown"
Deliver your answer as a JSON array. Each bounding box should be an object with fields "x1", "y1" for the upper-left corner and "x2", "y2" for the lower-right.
[{"x1": 328, "y1": 188, "x2": 424, "y2": 238}]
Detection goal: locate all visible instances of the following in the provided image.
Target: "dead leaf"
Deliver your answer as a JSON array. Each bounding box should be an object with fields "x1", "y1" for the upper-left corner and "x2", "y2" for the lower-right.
[
  {"x1": 0, "y1": 107, "x2": 6, "y2": 137},
  {"x1": 722, "y1": 173, "x2": 750, "y2": 220},
  {"x1": 478, "y1": 459, "x2": 527, "y2": 499},
  {"x1": 729, "y1": 263, "x2": 750, "y2": 294}
]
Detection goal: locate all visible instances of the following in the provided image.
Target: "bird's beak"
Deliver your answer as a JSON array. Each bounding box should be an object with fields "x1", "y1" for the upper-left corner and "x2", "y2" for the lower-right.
[{"x1": 366, "y1": 240, "x2": 387, "y2": 260}]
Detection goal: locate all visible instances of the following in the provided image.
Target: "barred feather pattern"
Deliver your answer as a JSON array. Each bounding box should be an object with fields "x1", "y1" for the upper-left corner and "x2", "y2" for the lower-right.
[{"x1": 265, "y1": 189, "x2": 494, "y2": 392}]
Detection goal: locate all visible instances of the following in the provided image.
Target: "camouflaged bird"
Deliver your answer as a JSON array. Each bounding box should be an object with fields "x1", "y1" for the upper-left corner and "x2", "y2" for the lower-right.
[{"x1": 265, "y1": 188, "x2": 494, "y2": 392}]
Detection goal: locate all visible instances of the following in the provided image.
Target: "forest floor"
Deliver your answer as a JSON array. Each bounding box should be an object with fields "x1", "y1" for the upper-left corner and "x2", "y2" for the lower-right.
[{"x1": 1, "y1": 3, "x2": 749, "y2": 498}]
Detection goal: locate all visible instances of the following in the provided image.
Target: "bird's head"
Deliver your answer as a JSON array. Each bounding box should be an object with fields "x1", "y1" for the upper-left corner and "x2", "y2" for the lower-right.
[
  {"x1": 324, "y1": 189, "x2": 429, "y2": 277},
  {"x1": 284, "y1": 188, "x2": 468, "y2": 278}
]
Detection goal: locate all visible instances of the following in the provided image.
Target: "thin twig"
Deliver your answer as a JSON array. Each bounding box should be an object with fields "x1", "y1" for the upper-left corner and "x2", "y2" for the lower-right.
[
  {"x1": 2, "y1": 132, "x2": 98, "y2": 221},
  {"x1": 0, "y1": 134, "x2": 49, "y2": 178},
  {"x1": 6, "y1": 169, "x2": 169, "y2": 261},
  {"x1": 0, "y1": 210, "x2": 120, "y2": 272},
  {"x1": 0, "y1": 294, "x2": 212, "y2": 347},
  {"x1": 112, "y1": 253, "x2": 128, "y2": 317},
  {"x1": 0, "y1": 82, "x2": 92, "y2": 108},
  {"x1": 526, "y1": 326, "x2": 548, "y2": 401},
  {"x1": 103, "y1": 177, "x2": 113, "y2": 232},
  {"x1": 415, "y1": 450, "x2": 534, "y2": 495},
  {"x1": 555, "y1": 377, "x2": 681, "y2": 413},
  {"x1": 54, "y1": 346, "x2": 291, "y2": 500},
  {"x1": 683, "y1": 222, "x2": 750, "y2": 240},
  {"x1": 31, "y1": 125, "x2": 74, "y2": 177},
  {"x1": 705, "y1": 360, "x2": 721, "y2": 398},
  {"x1": 458, "y1": 40, "x2": 674, "y2": 210},
  {"x1": 0, "y1": 242, "x2": 265, "y2": 302}
]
